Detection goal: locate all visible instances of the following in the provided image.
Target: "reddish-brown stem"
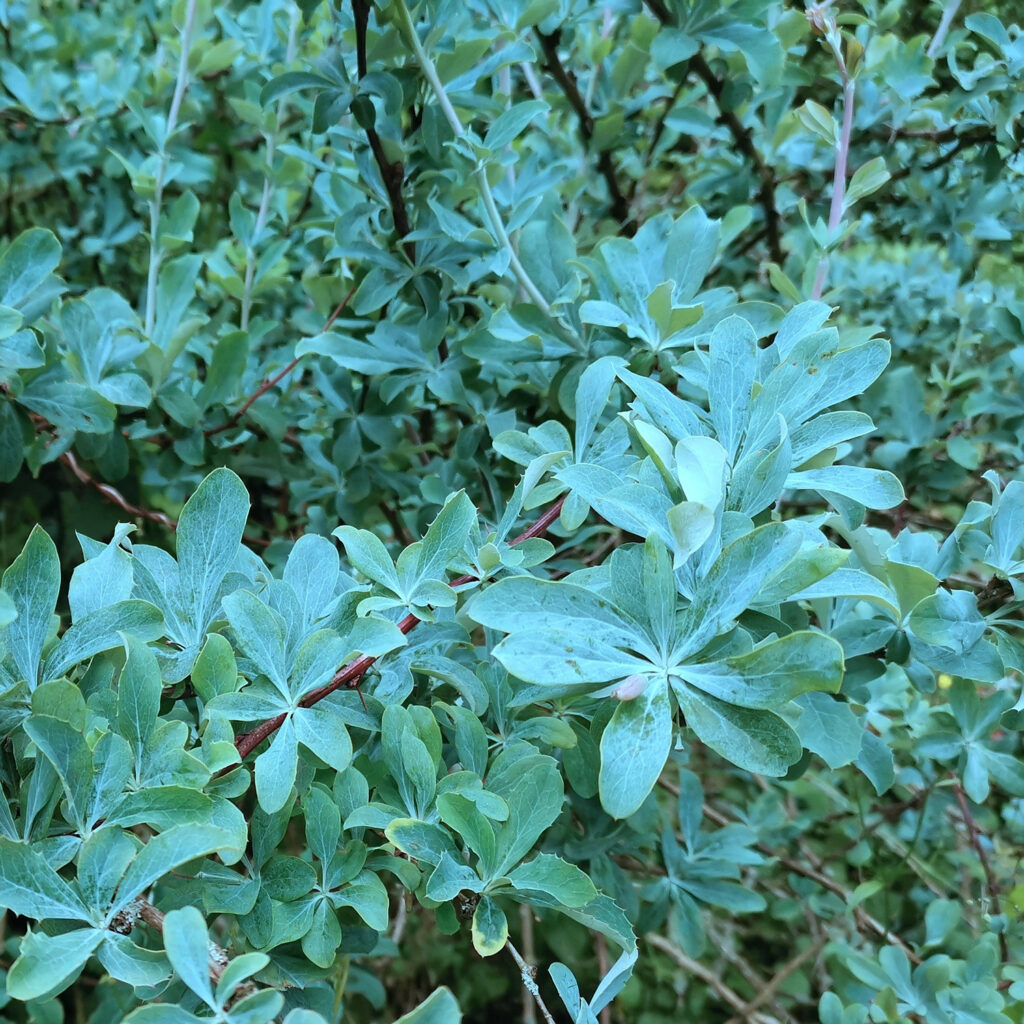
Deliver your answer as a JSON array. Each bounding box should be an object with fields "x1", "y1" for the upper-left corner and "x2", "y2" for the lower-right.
[
  {"x1": 206, "y1": 284, "x2": 357, "y2": 438},
  {"x1": 688, "y1": 53, "x2": 783, "y2": 265},
  {"x1": 352, "y1": 0, "x2": 416, "y2": 261},
  {"x1": 534, "y1": 27, "x2": 633, "y2": 233},
  {"x1": 61, "y1": 451, "x2": 179, "y2": 530},
  {"x1": 951, "y1": 775, "x2": 1009, "y2": 962},
  {"x1": 640, "y1": 0, "x2": 783, "y2": 263},
  {"x1": 232, "y1": 495, "x2": 566, "y2": 762},
  {"x1": 135, "y1": 899, "x2": 238, "y2": 989},
  {"x1": 11, "y1": 389, "x2": 175, "y2": 530},
  {"x1": 812, "y1": 45, "x2": 855, "y2": 301}
]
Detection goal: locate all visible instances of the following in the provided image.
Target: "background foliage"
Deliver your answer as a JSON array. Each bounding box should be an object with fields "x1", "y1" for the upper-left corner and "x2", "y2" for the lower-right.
[{"x1": 1, "y1": 0, "x2": 1024, "y2": 1021}]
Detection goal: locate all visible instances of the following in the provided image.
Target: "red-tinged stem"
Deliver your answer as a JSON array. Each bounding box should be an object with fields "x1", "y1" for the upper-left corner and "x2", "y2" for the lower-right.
[
  {"x1": 231, "y1": 496, "x2": 566, "y2": 762},
  {"x1": 812, "y1": 30, "x2": 855, "y2": 301},
  {"x1": 506, "y1": 496, "x2": 566, "y2": 545},
  {"x1": 135, "y1": 900, "x2": 239, "y2": 990},
  {"x1": 62, "y1": 451, "x2": 179, "y2": 531},
  {"x1": 206, "y1": 284, "x2": 357, "y2": 438},
  {"x1": 951, "y1": 774, "x2": 1009, "y2": 963}
]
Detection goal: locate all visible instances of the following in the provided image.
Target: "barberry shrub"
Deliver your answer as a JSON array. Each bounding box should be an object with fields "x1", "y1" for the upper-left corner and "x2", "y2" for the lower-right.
[{"x1": 1, "y1": 1, "x2": 1023, "y2": 1022}]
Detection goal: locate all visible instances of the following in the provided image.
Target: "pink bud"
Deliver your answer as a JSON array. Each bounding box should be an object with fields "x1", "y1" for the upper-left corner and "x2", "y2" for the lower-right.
[{"x1": 613, "y1": 674, "x2": 648, "y2": 700}]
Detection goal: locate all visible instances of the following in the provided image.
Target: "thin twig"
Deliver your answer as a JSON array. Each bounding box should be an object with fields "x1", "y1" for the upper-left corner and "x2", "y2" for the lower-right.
[
  {"x1": 506, "y1": 939, "x2": 556, "y2": 1024},
  {"x1": 520, "y1": 905, "x2": 538, "y2": 1024},
  {"x1": 692, "y1": 52, "x2": 783, "y2": 264},
  {"x1": 520, "y1": 61, "x2": 544, "y2": 100},
  {"x1": 705, "y1": 919, "x2": 796, "y2": 1023},
  {"x1": 645, "y1": 74, "x2": 689, "y2": 167},
  {"x1": 583, "y1": 7, "x2": 613, "y2": 111},
  {"x1": 61, "y1": 452, "x2": 178, "y2": 531},
  {"x1": 888, "y1": 132, "x2": 981, "y2": 183},
  {"x1": 11, "y1": 390, "x2": 181, "y2": 532},
  {"x1": 391, "y1": 892, "x2": 410, "y2": 945},
  {"x1": 595, "y1": 931, "x2": 612, "y2": 1024},
  {"x1": 206, "y1": 284, "x2": 357, "y2": 437},
  {"x1": 951, "y1": 775, "x2": 1009, "y2": 962},
  {"x1": 231, "y1": 496, "x2": 567, "y2": 761},
  {"x1": 135, "y1": 900, "x2": 233, "y2": 987},
  {"x1": 659, "y1": 778, "x2": 923, "y2": 963},
  {"x1": 379, "y1": 501, "x2": 415, "y2": 546},
  {"x1": 724, "y1": 939, "x2": 824, "y2": 1024},
  {"x1": 647, "y1": 934, "x2": 776, "y2": 1023}
]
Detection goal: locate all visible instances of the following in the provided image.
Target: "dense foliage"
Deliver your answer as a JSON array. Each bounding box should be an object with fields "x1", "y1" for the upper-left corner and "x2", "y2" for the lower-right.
[{"x1": 1, "y1": 0, "x2": 1024, "y2": 1021}]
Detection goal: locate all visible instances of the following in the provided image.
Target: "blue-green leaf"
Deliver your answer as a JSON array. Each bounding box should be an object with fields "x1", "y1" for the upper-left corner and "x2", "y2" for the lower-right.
[
  {"x1": 679, "y1": 632, "x2": 843, "y2": 709},
  {"x1": 43, "y1": 600, "x2": 163, "y2": 683},
  {"x1": 599, "y1": 680, "x2": 672, "y2": 819},
  {"x1": 484, "y1": 100, "x2": 549, "y2": 151},
  {"x1": 394, "y1": 987, "x2": 462, "y2": 1024},
  {"x1": 255, "y1": 717, "x2": 299, "y2": 814},
  {"x1": 707, "y1": 316, "x2": 756, "y2": 459},
  {"x1": 2, "y1": 525, "x2": 59, "y2": 689},
  {"x1": 786, "y1": 465, "x2": 904, "y2": 510},
  {"x1": 162, "y1": 905, "x2": 215, "y2": 1005},
  {"x1": 0, "y1": 228, "x2": 61, "y2": 311},
  {"x1": 177, "y1": 468, "x2": 250, "y2": 638},
  {"x1": 112, "y1": 825, "x2": 237, "y2": 913},
  {"x1": 507, "y1": 853, "x2": 597, "y2": 908},
  {"x1": 6, "y1": 926, "x2": 104, "y2": 1000},
  {"x1": 0, "y1": 836, "x2": 91, "y2": 920},
  {"x1": 674, "y1": 684, "x2": 801, "y2": 776}
]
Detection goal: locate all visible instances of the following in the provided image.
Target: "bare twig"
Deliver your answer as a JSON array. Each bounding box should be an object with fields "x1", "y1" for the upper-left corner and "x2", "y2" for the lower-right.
[
  {"x1": 693, "y1": 53, "x2": 783, "y2": 265},
  {"x1": 392, "y1": 0, "x2": 554, "y2": 317},
  {"x1": 61, "y1": 452, "x2": 178, "y2": 531},
  {"x1": 595, "y1": 931, "x2": 612, "y2": 1024},
  {"x1": 506, "y1": 939, "x2": 556, "y2": 1024},
  {"x1": 9, "y1": 389, "x2": 178, "y2": 532},
  {"x1": 659, "y1": 778, "x2": 923, "y2": 963},
  {"x1": 391, "y1": 892, "x2": 410, "y2": 945},
  {"x1": 888, "y1": 132, "x2": 983, "y2": 183},
  {"x1": 520, "y1": 905, "x2": 538, "y2": 1024},
  {"x1": 951, "y1": 775, "x2": 1009, "y2": 962},
  {"x1": 240, "y1": 7, "x2": 299, "y2": 331},
  {"x1": 647, "y1": 934, "x2": 777, "y2": 1023},
  {"x1": 520, "y1": 61, "x2": 544, "y2": 100},
  {"x1": 134, "y1": 900, "x2": 234, "y2": 987},
  {"x1": 645, "y1": 74, "x2": 689, "y2": 167},
  {"x1": 724, "y1": 940, "x2": 824, "y2": 1024},
  {"x1": 706, "y1": 919, "x2": 797, "y2": 1024},
  {"x1": 641, "y1": 0, "x2": 783, "y2": 262}
]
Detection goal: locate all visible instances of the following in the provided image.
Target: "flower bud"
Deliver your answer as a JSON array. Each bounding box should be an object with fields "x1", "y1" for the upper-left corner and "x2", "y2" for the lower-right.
[{"x1": 612, "y1": 674, "x2": 649, "y2": 701}]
